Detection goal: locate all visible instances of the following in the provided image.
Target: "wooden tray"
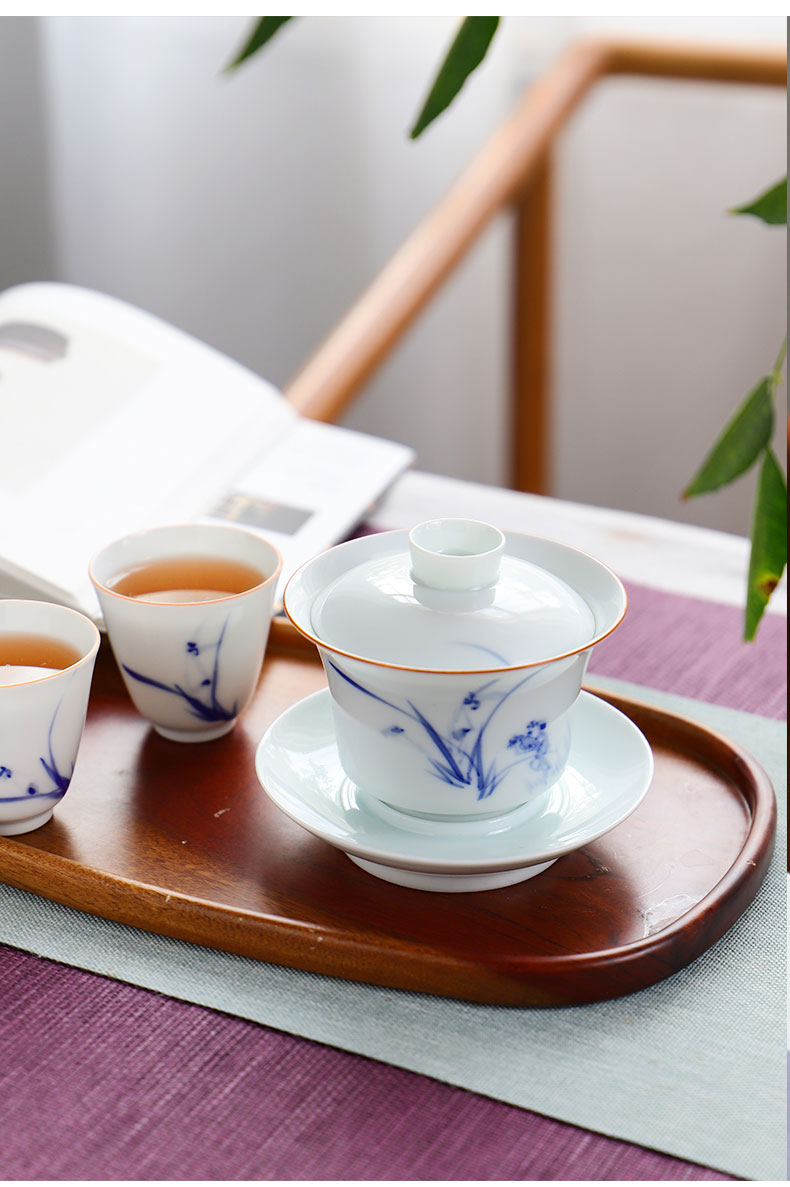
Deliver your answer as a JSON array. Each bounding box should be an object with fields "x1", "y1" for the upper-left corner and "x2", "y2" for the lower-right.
[{"x1": 0, "y1": 621, "x2": 776, "y2": 1006}]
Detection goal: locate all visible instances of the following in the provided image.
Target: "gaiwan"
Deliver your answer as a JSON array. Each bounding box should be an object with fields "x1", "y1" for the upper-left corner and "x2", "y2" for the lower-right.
[{"x1": 283, "y1": 519, "x2": 627, "y2": 821}]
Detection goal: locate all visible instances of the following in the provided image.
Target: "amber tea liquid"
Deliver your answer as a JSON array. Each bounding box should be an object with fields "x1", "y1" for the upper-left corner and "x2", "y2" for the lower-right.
[
  {"x1": 0, "y1": 634, "x2": 82, "y2": 686},
  {"x1": 108, "y1": 555, "x2": 266, "y2": 603}
]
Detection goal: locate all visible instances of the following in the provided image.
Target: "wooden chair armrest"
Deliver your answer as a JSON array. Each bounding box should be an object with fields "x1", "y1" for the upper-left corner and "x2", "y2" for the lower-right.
[{"x1": 285, "y1": 38, "x2": 786, "y2": 434}]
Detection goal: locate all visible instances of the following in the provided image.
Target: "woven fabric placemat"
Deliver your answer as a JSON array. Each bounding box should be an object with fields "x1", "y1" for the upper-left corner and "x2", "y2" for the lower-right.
[{"x1": 0, "y1": 680, "x2": 784, "y2": 1181}]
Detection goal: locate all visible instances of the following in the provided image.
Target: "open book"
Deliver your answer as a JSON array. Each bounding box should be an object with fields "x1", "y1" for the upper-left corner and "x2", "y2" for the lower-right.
[{"x1": 0, "y1": 283, "x2": 413, "y2": 622}]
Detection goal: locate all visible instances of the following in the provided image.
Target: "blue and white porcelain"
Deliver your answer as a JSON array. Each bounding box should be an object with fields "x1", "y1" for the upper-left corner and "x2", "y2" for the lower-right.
[
  {"x1": 254, "y1": 688, "x2": 654, "y2": 892},
  {"x1": 0, "y1": 600, "x2": 99, "y2": 835},
  {"x1": 283, "y1": 518, "x2": 628, "y2": 820},
  {"x1": 90, "y1": 522, "x2": 281, "y2": 743}
]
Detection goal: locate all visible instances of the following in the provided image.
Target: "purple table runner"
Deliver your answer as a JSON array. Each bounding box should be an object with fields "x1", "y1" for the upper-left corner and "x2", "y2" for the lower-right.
[
  {"x1": 1, "y1": 945, "x2": 730, "y2": 1182},
  {"x1": 1, "y1": 581, "x2": 784, "y2": 1181},
  {"x1": 588, "y1": 581, "x2": 786, "y2": 721}
]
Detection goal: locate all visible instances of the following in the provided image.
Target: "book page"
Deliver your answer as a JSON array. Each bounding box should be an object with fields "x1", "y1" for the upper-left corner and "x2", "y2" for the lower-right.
[
  {"x1": 0, "y1": 315, "x2": 158, "y2": 494},
  {"x1": 0, "y1": 284, "x2": 413, "y2": 621},
  {"x1": 0, "y1": 284, "x2": 295, "y2": 614}
]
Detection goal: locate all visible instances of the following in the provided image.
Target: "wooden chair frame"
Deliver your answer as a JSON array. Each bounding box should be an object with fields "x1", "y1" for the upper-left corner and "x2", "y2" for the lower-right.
[{"x1": 284, "y1": 39, "x2": 787, "y2": 493}]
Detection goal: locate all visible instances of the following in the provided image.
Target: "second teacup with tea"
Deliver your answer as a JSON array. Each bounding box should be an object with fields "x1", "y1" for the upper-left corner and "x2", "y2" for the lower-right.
[{"x1": 90, "y1": 522, "x2": 281, "y2": 742}]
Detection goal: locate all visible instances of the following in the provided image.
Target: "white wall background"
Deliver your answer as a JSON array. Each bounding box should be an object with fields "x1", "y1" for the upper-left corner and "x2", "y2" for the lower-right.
[{"x1": 1, "y1": 14, "x2": 786, "y2": 535}]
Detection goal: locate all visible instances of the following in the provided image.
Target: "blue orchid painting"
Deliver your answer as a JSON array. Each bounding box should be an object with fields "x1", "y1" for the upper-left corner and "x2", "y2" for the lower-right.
[
  {"x1": 1, "y1": 702, "x2": 73, "y2": 803},
  {"x1": 122, "y1": 618, "x2": 236, "y2": 723},
  {"x1": 328, "y1": 660, "x2": 555, "y2": 800}
]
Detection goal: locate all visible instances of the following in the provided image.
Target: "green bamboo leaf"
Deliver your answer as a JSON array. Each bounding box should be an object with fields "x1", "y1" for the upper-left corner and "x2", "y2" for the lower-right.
[
  {"x1": 730, "y1": 176, "x2": 787, "y2": 225},
  {"x1": 744, "y1": 448, "x2": 787, "y2": 640},
  {"x1": 683, "y1": 377, "x2": 774, "y2": 498},
  {"x1": 225, "y1": 16, "x2": 294, "y2": 73},
  {"x1": 410, "y1": 17, "x2": 500, "y2": 140}
]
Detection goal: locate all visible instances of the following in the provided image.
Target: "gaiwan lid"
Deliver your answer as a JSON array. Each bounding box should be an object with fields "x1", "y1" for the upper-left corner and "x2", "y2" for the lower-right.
[{"x1": 308, "y1": 519, "x2": 598, "y2": 671}]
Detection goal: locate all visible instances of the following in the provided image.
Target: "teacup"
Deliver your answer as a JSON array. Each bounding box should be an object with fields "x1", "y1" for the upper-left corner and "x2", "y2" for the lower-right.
[
  {"x1": 89, "y1": 522, "x2": 281, "y2": 742},
  {"x1": 283, "y1": 519, "x2": 626, "y2": 820},
  {"x1": 0, "y1": 599, "x2": 100, "y2": 835}
]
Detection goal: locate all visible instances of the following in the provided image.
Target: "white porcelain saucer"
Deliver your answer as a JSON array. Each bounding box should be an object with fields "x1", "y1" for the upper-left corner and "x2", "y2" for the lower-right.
[{"x1": 255, "y1": 689, "x2": 654, "y2": 893}]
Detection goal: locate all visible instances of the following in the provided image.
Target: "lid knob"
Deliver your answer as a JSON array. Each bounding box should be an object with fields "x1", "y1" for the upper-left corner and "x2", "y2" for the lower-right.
[{"x1": 408, "y1": 519, "x2": 505, "y2": 592}]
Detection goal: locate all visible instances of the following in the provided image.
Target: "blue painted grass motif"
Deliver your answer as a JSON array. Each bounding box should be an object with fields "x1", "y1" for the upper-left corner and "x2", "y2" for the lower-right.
[
  {"x1": 328, "y1": 661, "x2": 552, "y2": 800},
  {"x1": 1, "y1": 703, "x2": 73, "y2": 803},
  {"x1": 122, "y1": 618, "x2": 236, "y2": 722}
]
